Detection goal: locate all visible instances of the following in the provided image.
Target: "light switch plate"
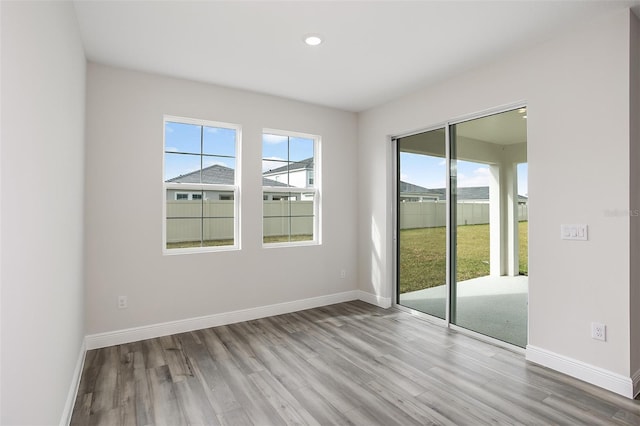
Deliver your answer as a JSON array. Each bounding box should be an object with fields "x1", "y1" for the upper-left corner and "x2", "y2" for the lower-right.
[{"x1": 561, "y1": 224, "x2": 588, "y2": 241}]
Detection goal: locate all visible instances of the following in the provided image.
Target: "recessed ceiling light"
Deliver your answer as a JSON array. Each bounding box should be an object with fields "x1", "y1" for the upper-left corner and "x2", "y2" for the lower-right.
[{"x1": 304, "y1": 34, "x2": 323, "y2": 46}]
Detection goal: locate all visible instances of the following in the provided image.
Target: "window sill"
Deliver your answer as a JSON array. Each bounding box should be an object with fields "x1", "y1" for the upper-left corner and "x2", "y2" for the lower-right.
[{"x1": 163, "y1": 245, "x2": 240, "y2": 256}]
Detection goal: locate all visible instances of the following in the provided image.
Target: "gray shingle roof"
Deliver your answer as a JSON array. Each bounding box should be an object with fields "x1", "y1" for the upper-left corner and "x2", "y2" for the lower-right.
[
  {"x1": 401, "y1": 182, "x2": 527, "y2": 202},
  {"x1": 399, "y1": 181, "x2": 442, "y2": 198},
  {"x1": 167, "y1": 164, "x2": 289, "y2": 186},
  {"x1": 263, "y1": 157, "x2": 313, "y2": 175}
]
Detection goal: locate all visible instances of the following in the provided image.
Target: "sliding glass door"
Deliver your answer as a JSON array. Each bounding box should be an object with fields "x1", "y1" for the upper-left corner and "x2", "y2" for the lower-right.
[
  {"x1": 397, "y1": 128, "x2": 447, "y2": 319},
  {"x1": 396, "y1": 107, "x2": 528, "y2": 347}
]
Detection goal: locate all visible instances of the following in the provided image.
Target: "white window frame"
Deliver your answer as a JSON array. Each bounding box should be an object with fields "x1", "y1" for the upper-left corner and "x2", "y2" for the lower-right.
[
  {"x1": 262, "y1": 128, "x2": 321, "y2": 248},
  {"x1": 163, "y1": 115, "x2": 241, "y2": 255}
]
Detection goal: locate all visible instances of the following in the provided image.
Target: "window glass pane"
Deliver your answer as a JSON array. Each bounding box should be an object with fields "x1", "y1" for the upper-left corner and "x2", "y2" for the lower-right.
[
  {"x1": 203, "y1": 126, "x2": 236, "y2": 157},
  {"x1": 289, "y1": 137, "x2": 314, "y2": 161},
  {"x1": 263, "y1": 193, "x2": 291, "y2": 217},
  {"x1": 166, "y1": 219, "x2": 203, "y2": 249},
  {"x1": 165, "y1": 153, "x2": 201, "y2": 183},
  {"x1": 264, "y1": 191, "x2": 291, "y2": 243},
  {"x1": 291, "y1": 192, "x2": 314, "y2": 241},
  {"x1": 202, "y1": 190, "x2": 235, "y2": 246},
  {"x1": 263, "y1": 217, "x2": 291, "y2": 243},
  {"x1": 263, "y1": 133, "x2": 289, "y2": 163},
  {"x1": 166, "y1": 189, "x2": 203, "y2": 248},
  {"x1": 397, "y1": 127, "x2": 447, "y2": 319},
  {"x1": 262, "y1": 160, "x2": 290, "y2": 186},
  {"x1": 201, "y1": 157, "x2": 236, "y2": 185},
  {"x1": 165, "y1": 121, "x2": 201, "y2": 154},
  {"x1": 290, "y1": 216, "x2": 314, "y2": 241}
]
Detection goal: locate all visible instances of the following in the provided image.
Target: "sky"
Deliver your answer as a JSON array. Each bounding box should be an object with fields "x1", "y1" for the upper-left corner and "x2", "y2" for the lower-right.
[
  {"x1": 164, "y1": 121, "x2": 236, "y2": 181},
  {"x1": 262, "y1": 134, "x2": 314, "y2": 172},
  {"x1": 400, "y1": 152, "x2": 528, "y2": 196},
  {"x1": 165, "y1": 121, "x2": 527, "y2": 195},
  {"x1": 164, "y1": 122, "x2": 315, "y2": 181}
]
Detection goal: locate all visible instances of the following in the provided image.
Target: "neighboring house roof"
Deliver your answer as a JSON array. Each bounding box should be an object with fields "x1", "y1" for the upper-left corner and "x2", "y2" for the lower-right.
[
  {"x1": 400, "y1": 181, "x2": 429, "y2": 193},
  {"x1": 399, "y1": 181, "x2": 441, "y2": 199},
  {"x1": 430, "y1": 186, "x2": 490, "y2": 200},
  {"x1": 401, "y1": 182, "x2": 528, "y2": 202},
  {"x1": 167, "y1": 164, "x2": 289, "y2": 187},
  {"x1": 263, "y1": 157, "x2": 313, "y2": 175}
]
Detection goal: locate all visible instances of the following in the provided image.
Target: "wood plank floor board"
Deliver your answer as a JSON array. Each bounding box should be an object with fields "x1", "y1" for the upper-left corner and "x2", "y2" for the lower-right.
[
  {"x1": 245, "y1": 332, "x2": 310, "y2": 392},
  {"x1": 89, "y1": 346, "x2": 120, "y2": 414},
  {"x1": 480, "y1": 378, "x2": 580, "y2": 425},
  {"x1": 214, "y1": 352, "x2": 288, "y2": 426},
  {"x1": 173, "y1": 377, "x2": 220, "y2": 426},
  {"x1": 247, "y1": 370, "x2": 320, "y2": 426},
  {"x1": 140, "y1": 338, "x2": 166, "y2": 370},
  {"x1": 116, "y1": 347, "x2": 137, "y2": 426},
  {"x1": 131, "y1": 351, "x2": 154, "y2": 426},
  {"x1": 146, "y1": 365, "x2": 186, "y2": 426},
  {"x1": 69, "y1": 392, "x2": 92, "y2": 426},
  {"x1": 364, "y1": 379, "x2": 456, "y2": 426},
  {"x1": 180, "y1": 332, "x2": 242, "y2": 415},
  {"x1": 216, "y1": 407, "x2": 253, "y2": 426},
  {"x1": 426, "y1": 365, "x2": 545, "y2": 425},
  {"x1": 72, "y1": 301, "x2": 640, "y2": 425},
  {"x1": 284, "y1": 385, "x2": 354, "y2": 426},
  {"x1": 213, "y1": 325, "x2": 265, "y2": 374},
  {"x1": 302, "y1": 353, "x2": 424, "y2": 426},
  {"x1": 612, "y1": 408, "x2": 640, "y2": 425},
  {"x1": 541, "y1": 393, "x2": 621, "y2": 425}
]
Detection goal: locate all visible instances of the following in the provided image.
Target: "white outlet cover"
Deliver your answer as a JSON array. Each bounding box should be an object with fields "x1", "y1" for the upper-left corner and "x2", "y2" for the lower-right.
[{"x1": 591, "y1": 322, "x2": 606, "y2": 341}]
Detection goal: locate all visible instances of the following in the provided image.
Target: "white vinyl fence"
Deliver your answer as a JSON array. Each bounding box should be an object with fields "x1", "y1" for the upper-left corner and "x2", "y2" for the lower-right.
[
  {"x1": 166, "y1": 200, "x2": 314, "y2": 243},
  {"x1": 167, "y1": 200, "x2": 528, "y2": 243},
  {"x1": 400, "y1": 200, "x2": 528, "y2": 230}
]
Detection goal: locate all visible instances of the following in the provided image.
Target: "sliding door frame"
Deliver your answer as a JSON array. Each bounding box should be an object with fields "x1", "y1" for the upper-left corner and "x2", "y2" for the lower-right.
[{"x1": 392, "y1": 101, "x2": 528, "y2": 351}]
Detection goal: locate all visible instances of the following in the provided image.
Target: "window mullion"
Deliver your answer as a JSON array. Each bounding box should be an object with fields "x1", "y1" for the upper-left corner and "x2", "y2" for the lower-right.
[{"x1": 200, "y1": 125, "x2": 204, "y2": 246}]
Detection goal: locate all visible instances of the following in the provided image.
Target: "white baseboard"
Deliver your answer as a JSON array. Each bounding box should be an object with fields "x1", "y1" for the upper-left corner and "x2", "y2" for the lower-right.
[
  {"x1": 60, "y1": 340, "x2": 86, "y2": 426},
  {"x1": 526, "y1": 345, "x2": 635, "y2": 399},
  {"x1": 86, "y1": 290, "x2": 360, "y2": 349},
  {"x1": 357, "y1": 290, "x2": 392, "y2": 308}
]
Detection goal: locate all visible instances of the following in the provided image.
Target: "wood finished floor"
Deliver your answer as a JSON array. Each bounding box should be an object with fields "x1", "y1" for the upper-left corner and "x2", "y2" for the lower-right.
[{"x1": 71, "y1": 301, "x2": 640, "y2": 425}]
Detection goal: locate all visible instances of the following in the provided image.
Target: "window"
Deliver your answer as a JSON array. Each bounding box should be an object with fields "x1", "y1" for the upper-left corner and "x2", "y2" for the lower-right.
[
  {"x1": 262, "y1": 130, "x2": 320, "y2": 245},
  {"x1": 175, "y1": 192, "x2": 203, "y2": 201},
  {"x1": 164, "y1": 116, "x2": 239, "y2": 252}
]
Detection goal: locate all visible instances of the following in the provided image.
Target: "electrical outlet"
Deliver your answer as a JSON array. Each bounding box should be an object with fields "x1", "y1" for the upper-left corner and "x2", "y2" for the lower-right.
[
  {"x1": 591, "y1": 322, "x2": 606, "y2": 341},
  {"x1": 340, "y1": 269, "x2": 346, "y2": 279},
  {"x1": 118, "y1": 295, "x2": 128, "y2": 309}
]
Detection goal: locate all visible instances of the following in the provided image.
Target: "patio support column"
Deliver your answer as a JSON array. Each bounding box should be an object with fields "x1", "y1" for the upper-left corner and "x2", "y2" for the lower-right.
[
  {"x1": 506, "y1": 162, "x2": 519, "y2": 276},
  {"x1": 489, "y1": 164, "x2": 503, "y2": 276}
]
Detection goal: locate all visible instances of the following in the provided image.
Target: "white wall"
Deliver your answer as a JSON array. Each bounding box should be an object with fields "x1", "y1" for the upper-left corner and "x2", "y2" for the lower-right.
[
  {"x1": 84, "y1": 64, "x2": 358, "y2": 334},
  {"x1": 1, "y1": 1, "x2": 86, "y2": 424},
  {"x1": 630, "y1": 10, "x2": 640, "y2": 387},
  {"x1": 358, "y1": 7, "x2": 635, "y2": 383}
]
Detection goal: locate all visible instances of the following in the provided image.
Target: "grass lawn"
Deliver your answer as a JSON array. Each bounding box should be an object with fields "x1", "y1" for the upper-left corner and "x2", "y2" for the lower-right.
[{"x1": 399, "y1": 221, "x2": 528, "y2": 294}]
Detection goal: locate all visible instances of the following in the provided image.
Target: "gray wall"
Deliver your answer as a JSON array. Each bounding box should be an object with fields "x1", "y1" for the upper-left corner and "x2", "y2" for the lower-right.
[
  {"x1": 358, "y1": 8, "x2": 636, "y2": 382},
  {"x1": 84, "y1": 64, "x2": 358, "y2": 334},
  {"x1": 629, "y1": 11, "x2": 640, "y2": 389},
  {"x1": 1, "y1": 1, "x2": 86, "y2": 424}
]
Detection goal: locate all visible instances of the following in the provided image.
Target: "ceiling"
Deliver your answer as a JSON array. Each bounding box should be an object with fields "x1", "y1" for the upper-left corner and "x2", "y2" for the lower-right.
[
  {"x1": 456, "y1": 108, "x2": 527, "y2": 145},
  {"x1": 73, "y1": 1, "x2": 640, "y2": 113}
]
